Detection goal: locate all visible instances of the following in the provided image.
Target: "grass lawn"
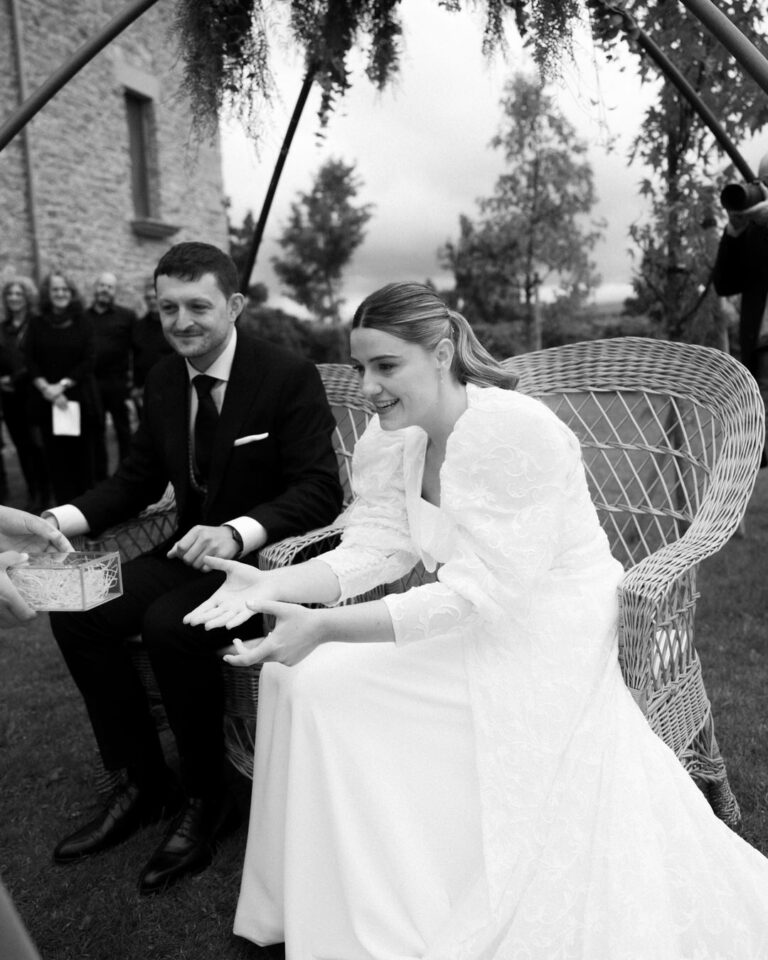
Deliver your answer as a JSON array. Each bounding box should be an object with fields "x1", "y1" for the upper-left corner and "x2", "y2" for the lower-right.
[{"x1": 1, "y1": 461, "x2": 766, "y2": 959}]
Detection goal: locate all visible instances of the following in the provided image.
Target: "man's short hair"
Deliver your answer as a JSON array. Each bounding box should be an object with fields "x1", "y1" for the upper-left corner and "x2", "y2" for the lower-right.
[{"x1": 154, "y1": 242, "x2": 240, "y2": 299}]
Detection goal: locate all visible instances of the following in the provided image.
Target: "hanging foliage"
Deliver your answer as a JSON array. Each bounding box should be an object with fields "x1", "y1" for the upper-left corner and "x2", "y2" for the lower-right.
[{"x1": 172, "y1": 0, "x2": 591, "y2": 136}]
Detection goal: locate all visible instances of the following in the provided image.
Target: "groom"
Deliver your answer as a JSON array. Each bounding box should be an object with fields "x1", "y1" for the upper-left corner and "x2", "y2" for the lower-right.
[{"x1": 44, "y1": 242, "x2": 343, "y2": 893}]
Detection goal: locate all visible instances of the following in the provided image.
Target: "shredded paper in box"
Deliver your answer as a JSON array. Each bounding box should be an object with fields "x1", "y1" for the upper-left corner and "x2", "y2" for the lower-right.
[{"x1": 8, "y1": 551, "x2": 122, "y2": 611}]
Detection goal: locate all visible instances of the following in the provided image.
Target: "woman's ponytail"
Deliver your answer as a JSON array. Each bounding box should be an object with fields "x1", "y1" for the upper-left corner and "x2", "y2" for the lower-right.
[{"x1": 446, "y1": 309, "x2": 518, "y2": 390}]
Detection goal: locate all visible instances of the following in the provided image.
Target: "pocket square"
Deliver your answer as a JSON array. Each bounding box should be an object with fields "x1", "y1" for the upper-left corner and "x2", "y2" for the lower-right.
[{"x1": 234, "y1": 433, "x2": 269, "y2": 446}]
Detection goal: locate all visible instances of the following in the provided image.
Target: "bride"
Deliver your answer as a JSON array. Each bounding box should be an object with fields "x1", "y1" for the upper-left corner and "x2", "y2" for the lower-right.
[{"x1": 186, "y1": 282, "x2": 768, "y2": 959}]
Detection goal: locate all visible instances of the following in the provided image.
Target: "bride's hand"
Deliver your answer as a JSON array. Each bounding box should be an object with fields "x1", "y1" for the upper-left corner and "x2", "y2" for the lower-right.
[
  {"x1": 222, "y1": 600, "x2": 325, "y2": 668},
  {"x1": 183, "y1": 555, "x2": 274, "y2": 630}
]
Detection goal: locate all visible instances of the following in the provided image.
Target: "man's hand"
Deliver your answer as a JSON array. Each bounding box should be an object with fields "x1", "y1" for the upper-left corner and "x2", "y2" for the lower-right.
[
  {"x1": 41, "y1": 382, "x2": 65, "y2": 403},
  {"x1": 0, "y1": 506, "x2": 73, "y2": 555},
  {"x1": 222, "y1": 600, "x2": 326, "y2": 668},
  {"x1": 184, "y1": 556, "x2": 273, "y2": 630},
  {"x1": 167, "y1": 525, "x2": 241, "y2": 570}
]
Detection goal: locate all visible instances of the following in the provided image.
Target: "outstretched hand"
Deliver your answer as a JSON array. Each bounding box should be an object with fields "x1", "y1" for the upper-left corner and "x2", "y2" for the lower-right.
[
  {"x1": 183, "y1": 555, "x2": 273, "y2": 630},
  {"x1": 223, "y1": 600, "x2": 325, "y2": 668}
]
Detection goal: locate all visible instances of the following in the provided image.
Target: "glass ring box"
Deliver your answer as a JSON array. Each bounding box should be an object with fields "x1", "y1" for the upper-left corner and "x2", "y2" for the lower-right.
[{"x1": 8, "y1": 551, "x2": 123, "y2": 611}]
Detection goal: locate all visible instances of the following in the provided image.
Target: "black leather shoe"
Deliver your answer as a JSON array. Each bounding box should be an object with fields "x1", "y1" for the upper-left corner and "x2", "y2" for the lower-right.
[
  {"x1": 53, "y1": 778, "x2": 182, "y2": 864},
  {"x1": 138, "y1": 794, "x2": 241, "y2": 895}
]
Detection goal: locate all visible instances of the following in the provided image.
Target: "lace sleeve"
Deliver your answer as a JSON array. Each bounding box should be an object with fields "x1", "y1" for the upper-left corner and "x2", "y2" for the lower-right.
[
  {"x1": 321, "y1": 419, "x2": 420, "y2": 603},
  {"x1": 383, "y1": 395, "x2": 584, "y2": 645}
]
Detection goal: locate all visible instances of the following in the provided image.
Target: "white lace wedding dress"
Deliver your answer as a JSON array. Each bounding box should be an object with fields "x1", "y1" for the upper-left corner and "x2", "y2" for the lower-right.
[{"x1": 234, "y1": 384, "x2": 768, "y2": 959}]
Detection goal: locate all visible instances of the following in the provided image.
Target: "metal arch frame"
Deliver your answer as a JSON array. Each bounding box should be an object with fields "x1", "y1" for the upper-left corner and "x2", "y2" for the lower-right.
[
  {"x1": 0, "y1": 0, "x2": 161, "y2": 152},
  {"x1": 2, "y1": 0, "x2": 768, "y2": 284}
]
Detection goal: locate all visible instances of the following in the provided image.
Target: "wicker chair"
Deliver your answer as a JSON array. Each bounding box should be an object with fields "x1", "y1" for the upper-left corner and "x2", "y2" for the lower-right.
[{"x1": 221, "y1": 339, "x2": 764, "y2": 832}]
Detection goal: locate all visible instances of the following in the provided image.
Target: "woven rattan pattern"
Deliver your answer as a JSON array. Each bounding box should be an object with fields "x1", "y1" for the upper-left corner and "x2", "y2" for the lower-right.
[{"x1": 503, "y1": 337, "x2": 764, "y2": 828}]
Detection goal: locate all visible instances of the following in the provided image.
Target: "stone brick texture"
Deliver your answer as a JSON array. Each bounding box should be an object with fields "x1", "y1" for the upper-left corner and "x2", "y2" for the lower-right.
[{"x1": 0, "y1": 0, "x2": 229, "y2": 310}]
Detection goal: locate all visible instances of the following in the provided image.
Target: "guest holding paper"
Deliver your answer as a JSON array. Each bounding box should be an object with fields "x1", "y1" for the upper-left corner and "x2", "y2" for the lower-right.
[{"x1": 25, "y1": 274, "x2": 100, "y2": 502}]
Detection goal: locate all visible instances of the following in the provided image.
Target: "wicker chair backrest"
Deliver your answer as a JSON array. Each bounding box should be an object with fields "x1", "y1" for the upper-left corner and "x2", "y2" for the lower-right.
[
  {"x1": 317, "y1": 363, "x2": 375, "y2": 505},
  {"x1": 503, "y1": 337, "x2": 764, "y2": 568}
]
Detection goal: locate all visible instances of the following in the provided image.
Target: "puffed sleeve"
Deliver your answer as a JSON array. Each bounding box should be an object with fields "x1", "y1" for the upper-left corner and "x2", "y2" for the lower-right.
[
  {"x1": 321, "y1": 418, "x2": 420, "y2": 602},
  {"x1": 382, "y1": 394, "x2": 585, "y2": 645}
]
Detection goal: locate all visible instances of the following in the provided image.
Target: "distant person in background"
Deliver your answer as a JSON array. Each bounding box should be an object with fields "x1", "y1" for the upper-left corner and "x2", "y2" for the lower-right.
[
  {"x1": 25, "y1": 274, "x2": 101, "y2": 503},
  {"x1": 0, "y1": 279, "x2": 51, "y2": 510},
  {"x1": 713, "y1": 152, "x2": 768, "y2": 467},
  {"x1": 88, "y1": 272, "x2": 137, "y2": 479},
  {"x1": 131, "y1": 279, "x2": 173, "y2": 417}
]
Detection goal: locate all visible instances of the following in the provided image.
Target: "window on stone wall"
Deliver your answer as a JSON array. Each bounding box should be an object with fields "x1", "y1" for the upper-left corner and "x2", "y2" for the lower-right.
[{"x1": 125, "y1": 90, "x2": 158, "y2": 220}]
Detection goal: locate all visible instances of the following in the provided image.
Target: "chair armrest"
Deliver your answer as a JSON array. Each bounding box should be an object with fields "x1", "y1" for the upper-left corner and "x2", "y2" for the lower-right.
[
  {"x1": 75, "y1": 503, "x2": 177, "y2": 562},
  {"x1": 618, "y1": 472, "x2": 748, "y2": 688},
  {"x1": 257, "y1": 522, "x2": 343, "y2": 572}
]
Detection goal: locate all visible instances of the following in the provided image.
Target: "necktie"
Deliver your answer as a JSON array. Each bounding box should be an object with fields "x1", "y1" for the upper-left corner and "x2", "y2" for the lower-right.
[{"x1": 193, "y1": 374, "x2": 218, "y2": 483}]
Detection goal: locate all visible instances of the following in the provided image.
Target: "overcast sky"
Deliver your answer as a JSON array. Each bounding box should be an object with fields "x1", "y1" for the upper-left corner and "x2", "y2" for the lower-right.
[{"x1": 220, "y1": 4, "x2": 663, "y2": 317}]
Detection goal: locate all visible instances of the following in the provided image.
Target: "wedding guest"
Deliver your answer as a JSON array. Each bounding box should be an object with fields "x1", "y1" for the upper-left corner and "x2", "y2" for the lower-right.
[
  {"x1": 189, "y1": 281, "x2": 768, "y2": 959},
  {"x1": 131, "y1": 279, "x2": 172, "y2": 417},
  {"x1": 0, "y1": 278, "x2": 51, "y2": 510},
  {"x1": 87, "y1": 272, "x2": 137, "y2": 479},
  {"x1": 25, "y1": 274, "x2": 100, "y2": 503},
  {"x1": 713, "y1": 153, "x2": 768, "y2": 467}
]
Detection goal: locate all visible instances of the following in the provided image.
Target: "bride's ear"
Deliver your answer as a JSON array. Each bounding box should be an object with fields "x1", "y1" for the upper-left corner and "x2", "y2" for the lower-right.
[{"x1": 435, "y1": 338, "x2": 455, "y2": 373}]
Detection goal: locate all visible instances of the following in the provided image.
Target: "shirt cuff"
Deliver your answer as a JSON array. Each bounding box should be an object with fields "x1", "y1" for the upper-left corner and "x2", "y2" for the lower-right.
[
  {"x1": 43, "y1": 505, "x2": 90, "y2": 538},
  {"x1": 226, "y1": 516, "x2": 267, "y2": 555}
]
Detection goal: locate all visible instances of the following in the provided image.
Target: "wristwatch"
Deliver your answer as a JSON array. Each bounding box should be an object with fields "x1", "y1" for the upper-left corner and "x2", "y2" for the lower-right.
[{"x1": 223, "y1": 524, "x2": 244, "y2": 558}]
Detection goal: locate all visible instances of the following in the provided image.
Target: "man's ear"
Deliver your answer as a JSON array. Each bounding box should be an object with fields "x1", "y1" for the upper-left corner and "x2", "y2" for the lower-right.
[{"x1": 229, "y1": 292, "x2": 246, "y2": 320}]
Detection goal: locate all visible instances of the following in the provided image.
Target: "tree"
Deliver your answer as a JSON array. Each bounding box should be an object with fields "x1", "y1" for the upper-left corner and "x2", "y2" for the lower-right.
[
  {"x1": 442, "y1": 73, "x2": 602, "y2": 351},
  {"x1": 227, "y1": 206, "x2": 270, "y2": 301},
  {"x1": 590, "y1": 0, "x2": 768, "y2": 343},
  {"x1": 272, "y1": 158, "x2": 373, "y2": 323}
]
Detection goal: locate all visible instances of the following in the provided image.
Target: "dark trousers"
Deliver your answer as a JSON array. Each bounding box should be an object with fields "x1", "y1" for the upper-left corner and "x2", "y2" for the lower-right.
[
  {"x1": 41, "y1": 432, "x2": 96, "y2": 504},
  {"x1": 49, "y1": 551, "x2": 262, "y2": 797},
  {"x1": 94, "y1": 379, "x2": 132, "y2": 480},
  {"x1": 1, "y1": 390, "x2": 50, "y2": 505}
]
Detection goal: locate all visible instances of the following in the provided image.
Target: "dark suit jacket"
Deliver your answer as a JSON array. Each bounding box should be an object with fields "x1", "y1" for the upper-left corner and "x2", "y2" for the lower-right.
[
  {"x1": 71, "y1": 330, "x2": 344, "y2": 548},
  {"x1": 712, "y1": 224, "x2": 768, "y2": 378},
  {"x1": 88, "y1": 304, "x2": 137, "y2": 386}
]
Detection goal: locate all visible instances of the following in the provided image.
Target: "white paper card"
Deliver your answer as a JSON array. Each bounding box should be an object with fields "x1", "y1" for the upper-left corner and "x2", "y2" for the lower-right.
[{"x1": 53, "y1": 400, "x2": 81, "y2": 436}]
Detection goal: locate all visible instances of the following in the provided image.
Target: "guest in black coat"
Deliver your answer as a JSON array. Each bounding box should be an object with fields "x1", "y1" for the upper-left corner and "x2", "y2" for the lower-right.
[
  {"x1": 712, "y1": 153, "x2": 768, "y2": 466},
  {"x1": 44, "y1": 242, "x2": 343, "y2": 895},
  {"x1": 130, "y1": 279, "x2": 173, "y2": 417},
  {"x1": 25, "y1": 274, "x2": 100, "y2": 502},
  {"x1": 88, "y1": 272, "x2": 138, "y2": 478},
  {"x1": 0, "y1": 278, "x2": 50, "y2": 509}
]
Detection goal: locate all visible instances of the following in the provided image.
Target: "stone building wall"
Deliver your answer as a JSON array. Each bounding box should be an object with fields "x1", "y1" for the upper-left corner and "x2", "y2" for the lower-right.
[{"x1": 0, "y1": 0, "x2": 229, "y2": 311}]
